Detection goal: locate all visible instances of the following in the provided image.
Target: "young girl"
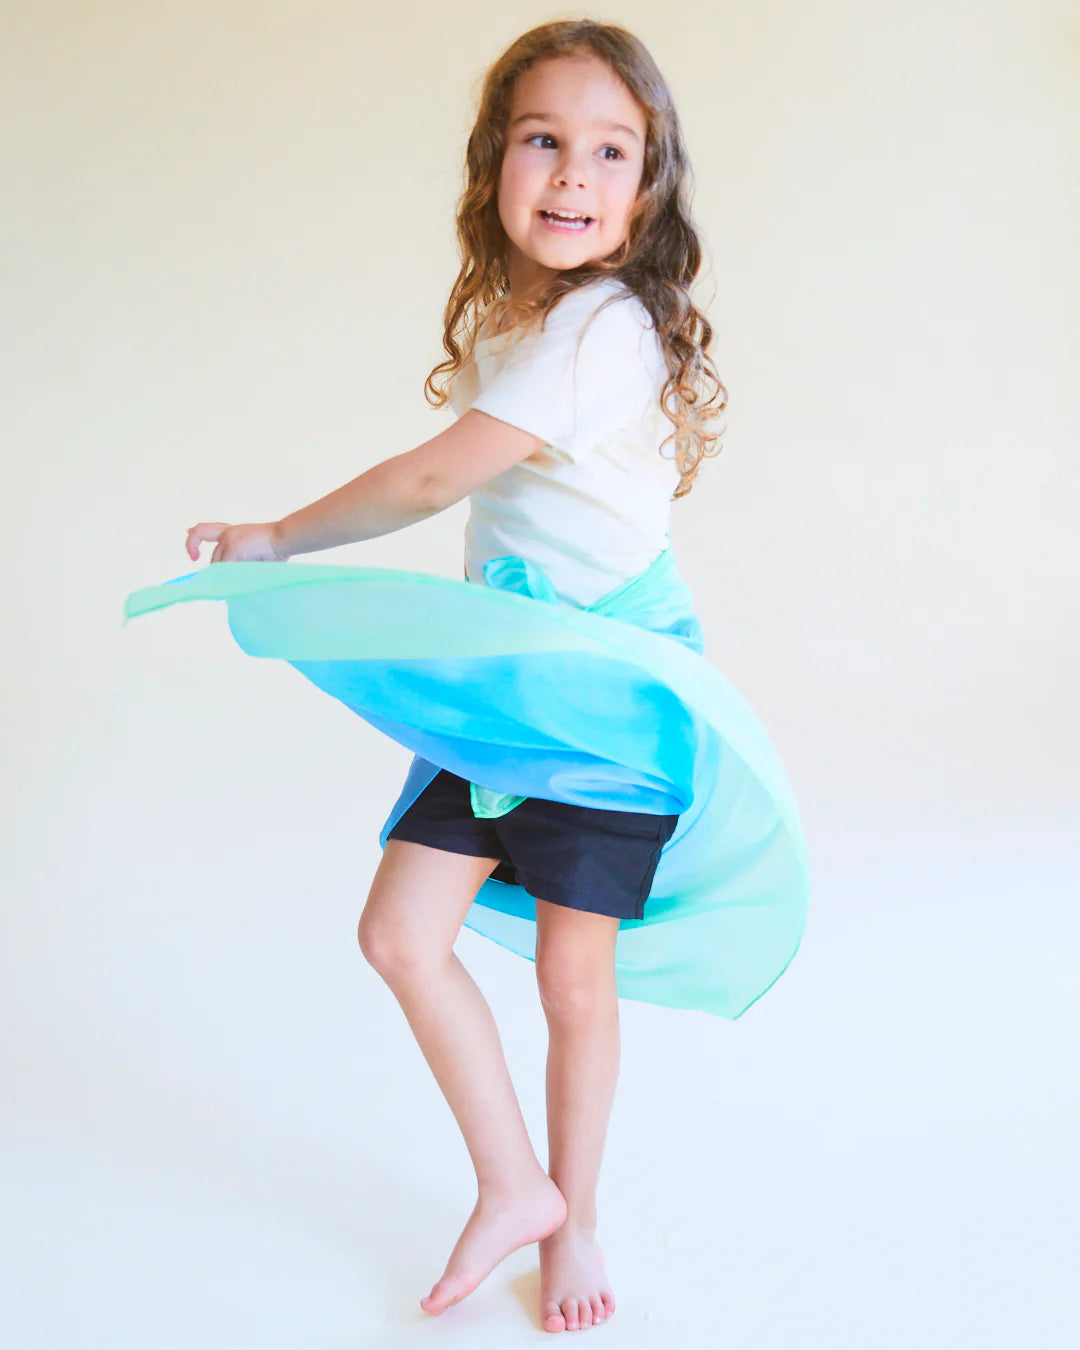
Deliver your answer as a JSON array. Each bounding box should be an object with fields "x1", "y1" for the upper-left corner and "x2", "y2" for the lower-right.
[{"x1": 125, "y1": 20, "x2": 809, "y2": 1335}]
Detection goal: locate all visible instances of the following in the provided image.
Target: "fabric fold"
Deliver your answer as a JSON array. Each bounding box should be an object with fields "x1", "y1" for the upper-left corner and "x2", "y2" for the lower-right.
[{"x1": 123, "y1": 545, "x2": 810, "y2": 1019}]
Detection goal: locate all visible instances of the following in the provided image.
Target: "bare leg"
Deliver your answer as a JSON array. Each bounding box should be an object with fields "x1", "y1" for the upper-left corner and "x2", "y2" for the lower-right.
[
  {"x1": 533, "y1": 897, "x2": 620, "y2": 1333},
  {"x1": 358, "y1": 839, "x2": 567, "y2": 1315}
]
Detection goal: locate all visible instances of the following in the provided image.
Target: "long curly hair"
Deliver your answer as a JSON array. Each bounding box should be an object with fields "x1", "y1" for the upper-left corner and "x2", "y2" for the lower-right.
[{"x1": 424, "y1": 19, "x2": 727, "y2": 499}]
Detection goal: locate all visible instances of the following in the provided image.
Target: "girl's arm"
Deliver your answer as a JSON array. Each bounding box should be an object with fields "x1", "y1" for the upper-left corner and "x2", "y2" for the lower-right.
[{"x1": 271, "y1": 410, "x2": 545, "y2": 556}]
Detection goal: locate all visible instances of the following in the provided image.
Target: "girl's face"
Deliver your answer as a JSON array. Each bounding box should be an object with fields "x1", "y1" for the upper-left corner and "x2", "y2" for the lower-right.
[{"x1": 498, "y1": 54, "x2": 647, "y2": 299}]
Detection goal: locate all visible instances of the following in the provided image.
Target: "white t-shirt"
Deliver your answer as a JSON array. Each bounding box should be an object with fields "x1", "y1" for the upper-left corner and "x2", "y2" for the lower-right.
[{"x1": 448, "y1": 277, "x2": 681, "y2": 607}]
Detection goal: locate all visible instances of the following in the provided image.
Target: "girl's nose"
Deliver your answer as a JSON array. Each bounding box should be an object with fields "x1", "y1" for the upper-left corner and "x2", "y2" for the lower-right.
[{"x1": 552, "y1": 158, "x2": 589, "y2": 189}]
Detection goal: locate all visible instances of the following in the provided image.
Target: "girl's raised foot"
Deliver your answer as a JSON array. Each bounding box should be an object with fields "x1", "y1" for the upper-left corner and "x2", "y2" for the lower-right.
[
  {"x1": 420, "y1": 1173, "x2": 567, "y2": 1316},
  {"x1": 539, "y1": 1222, "x2": 615, "y2": 1332}
]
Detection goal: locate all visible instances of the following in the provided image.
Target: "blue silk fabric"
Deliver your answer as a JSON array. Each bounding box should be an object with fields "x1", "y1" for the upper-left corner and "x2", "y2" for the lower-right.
[{"x1": 124, "y1": 545, "x2": 809, "y2": 1018}]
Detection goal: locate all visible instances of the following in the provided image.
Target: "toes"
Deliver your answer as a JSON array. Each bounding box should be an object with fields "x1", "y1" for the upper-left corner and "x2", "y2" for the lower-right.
[
  {"x1": 543, "y1": 1303, "x2": 566, "y2": 1332},
  {"x1": 422, "y1": 1276, "x2": 468, "y2": 1315},
  {"x1": 544, "y1": 1291, "x2": 610, "y2": 1330}
]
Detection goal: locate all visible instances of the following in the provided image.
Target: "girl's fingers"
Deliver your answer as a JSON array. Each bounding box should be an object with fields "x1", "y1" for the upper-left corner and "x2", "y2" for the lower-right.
[
  {"x1": 188, "y1": 522, "x2": 229, "y2": 541},
  {"x1": 187, "y1": 522, "x2": 231, "y2": 561}
]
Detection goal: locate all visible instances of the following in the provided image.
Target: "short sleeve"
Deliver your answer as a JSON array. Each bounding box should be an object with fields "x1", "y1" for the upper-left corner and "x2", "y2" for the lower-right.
[{"x1": 470, "y1": 283, "x2": 659, "y2": 458}]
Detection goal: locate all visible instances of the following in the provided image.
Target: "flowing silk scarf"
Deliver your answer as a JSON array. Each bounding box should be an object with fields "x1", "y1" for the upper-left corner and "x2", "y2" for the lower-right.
[{"x1": 124, "y1": 544, "x2": 809, "y2": 1018}]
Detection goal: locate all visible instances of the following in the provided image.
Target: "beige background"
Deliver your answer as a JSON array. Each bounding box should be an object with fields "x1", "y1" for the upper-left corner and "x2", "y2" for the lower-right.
[{"x1": 2, "y1": 2, "x2": 1077, "y2": 1346}]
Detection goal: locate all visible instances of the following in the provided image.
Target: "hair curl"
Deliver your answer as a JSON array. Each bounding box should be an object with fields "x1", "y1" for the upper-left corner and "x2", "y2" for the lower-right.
[{"x1": 424, "y1": 19, "x2": 727, "y2": 499}]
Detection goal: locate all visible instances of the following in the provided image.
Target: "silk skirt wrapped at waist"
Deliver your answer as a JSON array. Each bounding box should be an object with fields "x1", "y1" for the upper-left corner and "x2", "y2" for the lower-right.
[{"x1": 123, "y1": 544, "x2": 810, "y2": 1019}]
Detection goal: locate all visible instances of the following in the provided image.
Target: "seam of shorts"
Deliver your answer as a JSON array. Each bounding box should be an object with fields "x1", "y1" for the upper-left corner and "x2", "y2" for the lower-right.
[
  {"x1": 634, "y1": 833, "x2": 670, "y2": 921},
  {"x1": 386, "y1": 824, "x2": 503, "y2": 860},
  {"x1": 516, "y1": 870, "x2": 633, "y2": 921}
]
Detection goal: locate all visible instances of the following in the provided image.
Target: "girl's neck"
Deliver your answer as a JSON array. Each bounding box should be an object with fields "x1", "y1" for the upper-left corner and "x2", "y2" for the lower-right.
[{"x1": 506, "y1": 243, "x2": 558, "y2": 307}]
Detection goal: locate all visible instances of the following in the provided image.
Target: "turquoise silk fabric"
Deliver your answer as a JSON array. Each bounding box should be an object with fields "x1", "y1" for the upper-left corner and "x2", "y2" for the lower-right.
[
  {"x1": 123, "y1": 545, "x2": 810, "y2": 1019},
  {"x1": 465, "y1": 547, "x2": 698, "y2": 819}
]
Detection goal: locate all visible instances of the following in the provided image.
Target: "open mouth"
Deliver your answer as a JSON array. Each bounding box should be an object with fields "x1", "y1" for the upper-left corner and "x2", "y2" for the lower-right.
[{"x1": 538, "y1": 210, "x2": 594, "y2": 231}]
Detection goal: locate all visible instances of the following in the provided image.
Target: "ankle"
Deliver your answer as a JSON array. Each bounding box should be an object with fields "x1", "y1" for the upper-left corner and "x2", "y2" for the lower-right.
[
  {"x1": 476, "y1": 1161, "x2": 553, "y2": 1203},
  {"x1": 557, "y1": 1209, "x2": 597, "y2": 1237}
]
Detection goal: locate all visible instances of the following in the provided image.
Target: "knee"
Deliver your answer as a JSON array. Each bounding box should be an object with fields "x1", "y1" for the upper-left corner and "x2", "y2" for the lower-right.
[
  {"x1": 535, "y1": 956, "x2": 612, "y2": 1023},
  {"x1": 356, "y1": 913, "x2": 431, "y2": 980}
]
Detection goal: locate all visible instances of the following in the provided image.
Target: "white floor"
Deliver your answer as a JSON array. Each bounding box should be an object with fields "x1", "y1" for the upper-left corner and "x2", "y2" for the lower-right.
[{"x1": 3, "y1": 806, "x2": 1076, "y2": 1348}]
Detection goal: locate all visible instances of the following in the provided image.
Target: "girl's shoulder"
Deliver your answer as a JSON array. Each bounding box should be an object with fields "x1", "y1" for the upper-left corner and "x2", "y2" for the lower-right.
[
  {"x1": 553, "y1": 284, "x2": 661, "y2": 378},
  {"x1": 549, "y1": 276, "x2": 652, "y2": 332},
  {"x1": 481, "y1": 277, "x2": 652, "y2": 346},
  {"x1": 529, "y1": 280, "x2": 667, "y2": 398},
  {"x1": 557, "y1": 280, "x2": 661, "y2": 374}
]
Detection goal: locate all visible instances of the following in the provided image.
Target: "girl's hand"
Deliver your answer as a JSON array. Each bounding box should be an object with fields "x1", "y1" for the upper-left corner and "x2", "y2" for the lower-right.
[{"x1": 186, "y1": 521, "x2": 290, "y2": 563}]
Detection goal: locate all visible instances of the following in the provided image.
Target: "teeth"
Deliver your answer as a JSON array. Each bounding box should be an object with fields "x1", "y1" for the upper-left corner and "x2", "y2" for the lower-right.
[{"x1": 542, "y1": 210, "x2": 590, "y2": 229}]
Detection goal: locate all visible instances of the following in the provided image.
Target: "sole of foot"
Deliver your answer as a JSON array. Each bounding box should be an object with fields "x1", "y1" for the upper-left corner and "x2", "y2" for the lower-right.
[{"x1": 420, "y1": 1174, "x2": 568, "y2": 1317}]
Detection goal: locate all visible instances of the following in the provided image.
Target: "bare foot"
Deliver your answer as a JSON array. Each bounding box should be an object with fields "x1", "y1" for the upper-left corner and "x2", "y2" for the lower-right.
[
  {"x1": 420, "y1": 1173, "x2": 567, "y2": 1316},
  {"x1": 539, "y1": 1223, "x2": 615, "y2": 1332}
]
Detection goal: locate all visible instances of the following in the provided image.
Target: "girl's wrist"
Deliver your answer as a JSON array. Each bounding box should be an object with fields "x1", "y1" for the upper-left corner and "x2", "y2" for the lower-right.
[{"x1": 270, "y1": 519, "x2": 293, "y2": 560}]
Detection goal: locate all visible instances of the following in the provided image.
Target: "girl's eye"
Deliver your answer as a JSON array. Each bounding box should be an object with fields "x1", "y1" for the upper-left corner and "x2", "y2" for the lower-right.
[{"x1": 525, "y1": 133, "x2": 625, "y2": 161}]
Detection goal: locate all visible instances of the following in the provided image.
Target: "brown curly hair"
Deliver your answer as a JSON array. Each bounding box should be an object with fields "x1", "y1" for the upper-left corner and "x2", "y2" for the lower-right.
[{"x1": 424, "y1": 19, "x2": 727, "y2": 499}]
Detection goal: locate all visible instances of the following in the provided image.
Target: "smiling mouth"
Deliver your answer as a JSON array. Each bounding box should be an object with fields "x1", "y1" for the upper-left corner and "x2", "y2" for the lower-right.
[{"x1": 538, "y1": 210, "x2": 594, "y2": 230}]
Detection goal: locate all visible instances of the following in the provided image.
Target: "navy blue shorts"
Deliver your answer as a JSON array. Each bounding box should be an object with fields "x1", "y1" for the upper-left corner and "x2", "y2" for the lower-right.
[{"x1": 386, "y1": 769, "x2": 680, "y2": 921}]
